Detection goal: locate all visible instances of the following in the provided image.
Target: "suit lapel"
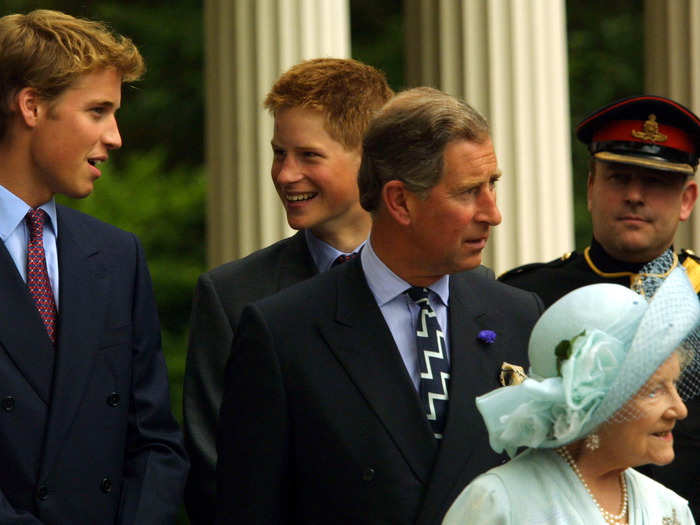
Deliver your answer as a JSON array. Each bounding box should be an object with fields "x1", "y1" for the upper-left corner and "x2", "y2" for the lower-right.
[
  {"x1": 277, "y1": 231, "x2": 317, "y2": 289},
  {"x1": 0, "y1": 242, "x2": 54, "y2": 403},
  {"x1": 418, "y1": 273, "x2": 506, "y2": 521},
  {"x1": 318, "y1": 260, "x2": 437, "y2": 484},
  {"x1": 40, "y1": 207, "x2": 108, "y2": 474}
]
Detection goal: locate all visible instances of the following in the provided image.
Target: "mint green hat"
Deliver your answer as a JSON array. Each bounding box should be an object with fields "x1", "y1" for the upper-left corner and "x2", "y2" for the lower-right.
[{"x1": 477, "y1": 267, "x2": 699, "y2": 458}]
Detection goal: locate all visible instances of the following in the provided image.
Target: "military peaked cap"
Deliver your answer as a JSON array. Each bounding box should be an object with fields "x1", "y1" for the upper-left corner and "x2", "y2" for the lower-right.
[{"x1": 576, "y1": 95, "x2": 700, "y2": 175}]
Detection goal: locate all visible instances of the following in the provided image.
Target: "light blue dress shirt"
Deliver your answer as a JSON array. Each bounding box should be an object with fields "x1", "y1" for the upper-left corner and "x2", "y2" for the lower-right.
[
  {"x1": 0, "y1": 184, "x2": 59, "y2": 308},
  {"x1": 360, "y1": 238, "x2": 450, "y2": 391},
  {"x1": 304, "y1": 228, "x2": 367, "y2": 273}
]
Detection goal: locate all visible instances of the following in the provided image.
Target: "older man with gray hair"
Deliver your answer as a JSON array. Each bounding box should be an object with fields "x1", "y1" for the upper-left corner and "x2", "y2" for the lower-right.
[{"x1": 216, "y1": 87, "x2": 543, "y2": 525}]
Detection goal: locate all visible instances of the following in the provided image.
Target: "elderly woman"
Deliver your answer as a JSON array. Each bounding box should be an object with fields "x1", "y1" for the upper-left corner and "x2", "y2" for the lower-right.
[{"x1": 444, "y1": 267, "x2": 699, "y2": 525}]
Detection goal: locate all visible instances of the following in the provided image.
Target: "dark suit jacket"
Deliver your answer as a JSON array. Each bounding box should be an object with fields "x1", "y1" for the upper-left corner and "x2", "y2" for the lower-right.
[
  {"x1": 0, "y1": 205, "x2": 188, "y2": 524},
  {"x1": 184, "y1": 231, "x2": 497, "y2": 523},
  {"x1": 184, "y1": 231, "x2": 317, "y2": 523},
  {"x1": 216, "y1": 258, "x2": 542, "y2": 524}
]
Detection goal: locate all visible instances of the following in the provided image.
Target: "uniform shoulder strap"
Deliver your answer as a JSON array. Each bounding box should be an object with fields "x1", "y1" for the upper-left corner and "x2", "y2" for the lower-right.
[
  {"x1": 498, "y1": 252, "x2": 577, "y2": 281},
  {"x1": 680, "y1": 249, "x2": 700, "y2": 293}
]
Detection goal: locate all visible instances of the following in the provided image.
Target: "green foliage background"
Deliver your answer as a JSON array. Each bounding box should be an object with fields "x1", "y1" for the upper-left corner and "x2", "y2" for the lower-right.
[
  {"x1": 1, "y1": 1, "x2": 644, "y2": 521},
  {"x1": 567, "y1": 0, "x2": 644, "y2": 248}
]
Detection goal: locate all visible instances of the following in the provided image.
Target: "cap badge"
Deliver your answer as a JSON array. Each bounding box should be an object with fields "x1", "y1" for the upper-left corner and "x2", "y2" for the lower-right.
[{"x1": 631, "y1": 114, "x2": 668, "y2": 143}]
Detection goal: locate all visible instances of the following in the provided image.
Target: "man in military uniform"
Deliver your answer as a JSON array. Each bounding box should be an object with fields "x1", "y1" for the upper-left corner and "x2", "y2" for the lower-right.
[{"x1": 500, "y1": 95, "x2": 700, "y2": 518}]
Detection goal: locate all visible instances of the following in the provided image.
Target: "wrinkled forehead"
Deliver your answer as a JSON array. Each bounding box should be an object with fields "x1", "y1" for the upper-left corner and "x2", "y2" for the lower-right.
[
  {"x1": 639, "y1": 352, "x2": 682, "y2": 390},
  {"x1": 633, "y1": 345, "x2": 697, "y2": 401},
  {"x1": 606, "y1": 352, "x2": 684, "y2": 427},
  {"x1": 592, "y1": 159, "x2": 689, "y2": 182}
]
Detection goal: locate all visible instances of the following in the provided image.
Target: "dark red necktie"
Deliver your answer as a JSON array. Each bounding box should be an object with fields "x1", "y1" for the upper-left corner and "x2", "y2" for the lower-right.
[
  {"x1": 26, "y1": 209, "x2": 58, "y2": 345},
  {"x1": 331, "y1": 252, "x2": 358, "y2": 267}
]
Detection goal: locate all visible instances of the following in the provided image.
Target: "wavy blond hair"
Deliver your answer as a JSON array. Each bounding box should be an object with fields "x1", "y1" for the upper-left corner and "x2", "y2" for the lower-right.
[{"x1": 0, "y1": 9, "x2": 145, "y2": 140}]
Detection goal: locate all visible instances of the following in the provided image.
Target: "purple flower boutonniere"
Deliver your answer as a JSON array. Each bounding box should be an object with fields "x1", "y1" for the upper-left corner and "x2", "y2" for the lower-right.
[{"x1": 477, "y1": 330, "x2": 497, "y2": 344}]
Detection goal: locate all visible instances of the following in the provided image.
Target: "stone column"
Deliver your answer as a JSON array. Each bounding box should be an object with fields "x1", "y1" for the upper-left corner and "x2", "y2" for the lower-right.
[
  {"x1": 645, "y1": 0, "x2": 700, "y2": 251},
  {"x1": 405, "y1": 0, "x2": 574, "y2": 274},
  {"x1": 204, "y1": 0, "x2": 350, "y2": 267}
]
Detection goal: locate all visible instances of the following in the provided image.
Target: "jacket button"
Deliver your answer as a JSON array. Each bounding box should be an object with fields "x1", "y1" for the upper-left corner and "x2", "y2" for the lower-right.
[
  {"x1": 100, "y1": 477, "x2": 113, "y2": 493},
  {"x1": 1, "y1": 396, "x2": 15, "y2": 412},
  {"x1": 36, "y1": 485, "x2": 48, "y2": 500},
  {"x1": 106, "y1": 393, "x2": 120, "y2": 407},
  {"x1": 362, "y1": 467, "x2": 375, "y2": 481}
]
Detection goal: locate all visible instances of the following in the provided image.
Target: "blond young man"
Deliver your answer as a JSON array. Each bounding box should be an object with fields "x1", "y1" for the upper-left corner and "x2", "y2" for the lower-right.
[
  {"x1": 0, "y1": 9, "x2": 187, "y2": 524},
  {"x1": 183, "y1": 58, "x2": 393, "y2": 523}
]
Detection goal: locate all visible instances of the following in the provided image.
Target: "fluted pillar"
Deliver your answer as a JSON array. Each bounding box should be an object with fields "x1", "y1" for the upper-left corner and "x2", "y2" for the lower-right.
[
  {"x1": 204, "y1": 0, "x2": 350, "y2": 267},
  {"x1": 405, "y1": 0, "x2": 574, "y2": 274},
  {"x1": 645, "y1": 0, "x2": 700, "y2": 251}
]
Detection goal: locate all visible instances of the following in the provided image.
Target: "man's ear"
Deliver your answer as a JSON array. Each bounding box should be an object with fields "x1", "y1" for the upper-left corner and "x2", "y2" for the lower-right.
[
  {"x1": 586, "y1": 171, "x2": 595, "y2": 212},
  {"x1": 679, "y1": 178, "x2": 698, "y2": 222},
  {"x1": 15, "y1": 87, "x2": 43, "y2": 128},
  {"x1": 381, "y1": 180, "x2": 412, "y2": 226}
]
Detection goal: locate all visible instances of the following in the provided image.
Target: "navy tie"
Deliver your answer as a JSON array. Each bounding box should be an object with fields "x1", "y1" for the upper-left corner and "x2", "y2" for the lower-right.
[{"x1": 407, "y1": 287, "x2": 450, "y2": 439}]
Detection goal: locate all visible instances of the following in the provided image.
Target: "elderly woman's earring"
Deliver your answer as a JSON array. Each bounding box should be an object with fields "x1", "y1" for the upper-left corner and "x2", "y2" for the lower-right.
[{"x1": 585, "y1": 433, "x2": 600, "y2": 451}]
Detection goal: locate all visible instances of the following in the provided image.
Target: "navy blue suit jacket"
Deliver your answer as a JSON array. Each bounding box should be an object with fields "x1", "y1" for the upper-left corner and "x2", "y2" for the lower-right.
[{"x1": 0, "y1": 205, "x2": 188, "y2": 524}]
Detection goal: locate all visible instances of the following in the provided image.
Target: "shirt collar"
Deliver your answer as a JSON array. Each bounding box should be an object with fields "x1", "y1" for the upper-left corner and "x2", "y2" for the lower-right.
[
  {"x1": 0, "y1": 184, "x2": 58, "y2": 241},
  {"x1": 304, "y1": 228, "x2": 367, "y2": 273},
  {"x1": 361, "y1": 236, "x2": 450, "y2": 307}
]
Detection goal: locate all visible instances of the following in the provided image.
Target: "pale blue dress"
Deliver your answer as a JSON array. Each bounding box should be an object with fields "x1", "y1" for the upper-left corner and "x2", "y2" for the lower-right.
[{"x1": 443, "y1": 449, "x2": 695, "y2": 525}]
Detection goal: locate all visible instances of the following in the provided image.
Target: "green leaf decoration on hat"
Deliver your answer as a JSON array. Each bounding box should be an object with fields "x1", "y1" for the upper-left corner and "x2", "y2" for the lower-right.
[{"x1": 555, "y1": 330, "x2": 586, "y2": 375}]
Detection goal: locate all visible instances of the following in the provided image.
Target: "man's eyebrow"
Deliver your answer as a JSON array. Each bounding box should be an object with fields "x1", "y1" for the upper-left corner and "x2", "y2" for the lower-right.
[
  {"x1": 270, "y1": 140, "x2": 323, "y2": 151},
  {"x1": 89, "y1": 100, "x2": 118, "y2": 108}
]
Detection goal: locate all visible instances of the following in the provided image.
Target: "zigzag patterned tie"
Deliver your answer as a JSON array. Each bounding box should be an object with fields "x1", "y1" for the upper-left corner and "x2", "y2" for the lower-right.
[
  {"x1": 407, "y1": 287, "x2": 450, "y2": 439},
  {"x1": 26, "y1": 209, "x2": 57, "y2": 345}
]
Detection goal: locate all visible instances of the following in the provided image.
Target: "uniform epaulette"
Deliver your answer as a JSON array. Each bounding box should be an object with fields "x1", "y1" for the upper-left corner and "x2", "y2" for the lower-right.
[
  {"x1": 498, "y1": 252, "x2": 578, "y2": 280},
  {"x1": 679, "y1": 249, "x2": 700, "y2": 293},
  {"x1": 679, "y1": 248, "x2": 700, "y2": 262}
]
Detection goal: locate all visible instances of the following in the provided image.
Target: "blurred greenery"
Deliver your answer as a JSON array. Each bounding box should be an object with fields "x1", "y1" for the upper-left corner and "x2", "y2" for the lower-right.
[
  {"x1": 351, "y1": 0, "x2": 405, "y2": 91},
  {"x1": 567, "y1": 0, "x2": 644, "y2": 249}
]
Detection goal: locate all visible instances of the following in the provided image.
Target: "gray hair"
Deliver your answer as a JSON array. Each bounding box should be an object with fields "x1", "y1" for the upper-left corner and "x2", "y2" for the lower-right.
[{"x1": 358, "y1": 86, "x2": 490, "y2": 212}]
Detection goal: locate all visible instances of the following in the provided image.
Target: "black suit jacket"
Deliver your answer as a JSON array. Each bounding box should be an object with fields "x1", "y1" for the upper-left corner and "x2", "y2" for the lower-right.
[
  {"x1": 184, "y1": 232, "x2": 497, "y2": 523},
  {"x1": 216, "y1": 258, "x2": 542, "y2": 524},
  {"x1": 0, "y1": 205, "x2": 188, "y2": 524},
  {"x1": 184, "y1": 231, "x2": 317, "y2": 523}
]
